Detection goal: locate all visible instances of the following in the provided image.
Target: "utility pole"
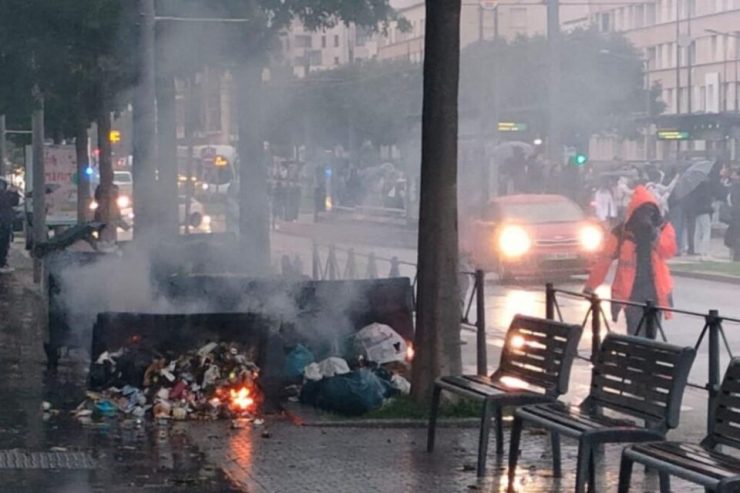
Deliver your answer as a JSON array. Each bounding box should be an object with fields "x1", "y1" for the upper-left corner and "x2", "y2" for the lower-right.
[
  {"x1": 547, "y1": 0, "x2": 561, "y2": 164},
  {"x1": 31, "y1": 93, "x2": 45, "y2": 283},
  {"x1": 132, "y1": 0, "x2": 157, "y2": 239},
  {"x1": 0, "y1": 115, "x2": 6, "y2": 177}
]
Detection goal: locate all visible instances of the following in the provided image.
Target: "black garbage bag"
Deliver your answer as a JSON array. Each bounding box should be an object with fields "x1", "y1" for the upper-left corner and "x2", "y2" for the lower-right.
[{"x1": 311, "y1": 368, "x2": 387, "y2": 416}]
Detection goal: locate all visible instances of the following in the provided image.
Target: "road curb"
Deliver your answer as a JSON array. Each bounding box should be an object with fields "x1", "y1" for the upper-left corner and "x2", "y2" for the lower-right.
[
  {"x1": 672, "y1": 269, "x2": 740, "y2": 285},
  {"x1": 289, "y1": 415, "x2": 482, "y2": 429}
]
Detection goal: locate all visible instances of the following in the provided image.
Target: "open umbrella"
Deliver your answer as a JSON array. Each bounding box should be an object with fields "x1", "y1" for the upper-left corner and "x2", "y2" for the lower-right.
[
  {"x1": 491, "y1": 141, "x2": 534, "y2": 163},
  {"x1": 671, "y1": 159, "x2": 716, "y2": 201}
]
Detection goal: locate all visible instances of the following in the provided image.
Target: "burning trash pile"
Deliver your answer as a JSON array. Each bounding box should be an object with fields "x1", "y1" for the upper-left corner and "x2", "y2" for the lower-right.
[
  {"x1": 288, "y1": 323, "x2": 413, "y2": 417},
  {"x1": 79, "y1": 342, "x2": 262, "y2": 423}
]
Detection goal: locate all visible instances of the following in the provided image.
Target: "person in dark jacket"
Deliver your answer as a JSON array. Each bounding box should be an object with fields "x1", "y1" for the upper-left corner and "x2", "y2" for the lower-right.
[
  {"x1": 0, "y1": 179, "x2": 20, "y2": 272},
  {"x1": 684, "y1": 180, "x2": 714, "y2": 256}
]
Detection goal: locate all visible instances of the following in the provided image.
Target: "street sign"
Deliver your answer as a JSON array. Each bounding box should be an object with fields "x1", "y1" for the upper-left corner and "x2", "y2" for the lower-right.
[
  {"x1": 25, "y1": 145, "x2": 78, "y2": 226},
  {"x1": 657, "y1": 129, "x2": 691, "y2": 141},
  {"x1": 497, "y1": 122, "x2": 528, "y2": 132}
]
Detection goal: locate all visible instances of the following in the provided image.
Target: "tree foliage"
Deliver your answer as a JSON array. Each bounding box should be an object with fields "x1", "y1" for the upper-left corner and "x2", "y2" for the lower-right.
[{"x1": 460, "y1": 28, "x2": 666, "y2": 144}]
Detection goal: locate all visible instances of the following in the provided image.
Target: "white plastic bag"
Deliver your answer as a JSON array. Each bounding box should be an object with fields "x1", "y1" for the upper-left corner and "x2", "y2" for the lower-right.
[{"x1": 354, "y1": 323, "x2": 407, "y2": 365}]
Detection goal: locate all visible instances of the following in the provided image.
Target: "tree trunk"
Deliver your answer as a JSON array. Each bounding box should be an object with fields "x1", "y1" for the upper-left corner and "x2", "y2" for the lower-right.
[
  {"x1": 410, "y1": 0, "x2": 463, "y2": 403},
  {"x1": 155, "y1": 72, "x2": 179, "y2": 237},
  {"x1": 236, "y1": 60, "x2": 270, "y2": 274},
  {"x1": 97, "y1": 101, "x2": 115, "y2": 243},
  {"x1": 75, "y1": 120, "x2": 90, "y2": 223}
]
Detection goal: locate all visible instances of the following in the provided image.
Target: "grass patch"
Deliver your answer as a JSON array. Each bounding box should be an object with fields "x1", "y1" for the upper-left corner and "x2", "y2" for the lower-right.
[
  {"x1": 673, "y1": 261, "x2": 740, "y2": 277},
  {"x1": 363, "y1": 395, "x2": 483, "y2": 420}
]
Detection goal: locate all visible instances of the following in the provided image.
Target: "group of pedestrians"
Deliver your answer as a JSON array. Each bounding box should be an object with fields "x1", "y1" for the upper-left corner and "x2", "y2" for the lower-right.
[{"x1": 270, "y1": 161, "x2": 302, "y2": 222}]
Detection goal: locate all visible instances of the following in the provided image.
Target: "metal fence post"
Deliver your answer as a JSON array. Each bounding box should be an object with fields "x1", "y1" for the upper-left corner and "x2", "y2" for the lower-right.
[
  {"x1": 312, "y1": 242, "x2": 320, "y2": 280},
  {"x1": 707, "y1": 309, "x2": 720, "y2": 433},
  {"x1": 644, "y1": 300, "x2": 657, "y2": 340},
  {"x1": 389, "y1": 256, "x2": 400, "y2": 278},
  {"x1": 545, "y1": 283, "x2": 555, "y2": 320},
  {"x1": 345, "y1": 248, "x2": 356, "y2": 280},
  {"x1": 475, "y1": 270, "x2": 487, "y2": 376},
  {"x1": 327, "y1": 246, "x2": 338, "y2": 280},
  {"x1": 590, "y1": 293, "x2": 602, "y2": 364}
]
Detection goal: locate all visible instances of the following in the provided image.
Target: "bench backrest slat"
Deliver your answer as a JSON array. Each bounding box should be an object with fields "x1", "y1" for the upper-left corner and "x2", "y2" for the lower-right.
[
  {"x1": 589, "y1": 334, "x2": 695, "y2": 429},
  {"x1": 708, "y1": 358, "x2": 740, "y2": 449},
  {"x1": 496, "y1": 315, "x2": 583, "y2": 397}
]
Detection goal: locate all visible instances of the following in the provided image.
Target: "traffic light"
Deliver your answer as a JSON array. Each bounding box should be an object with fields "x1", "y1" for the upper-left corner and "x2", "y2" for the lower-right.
[{"x1": 570, "y1": 152, "x2": 588, "y2": 167}]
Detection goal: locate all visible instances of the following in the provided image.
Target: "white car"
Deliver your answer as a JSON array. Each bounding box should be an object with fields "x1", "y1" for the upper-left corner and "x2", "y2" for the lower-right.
[{"x1": 179, "y1": 195, "x2": 210, "y2": 227}]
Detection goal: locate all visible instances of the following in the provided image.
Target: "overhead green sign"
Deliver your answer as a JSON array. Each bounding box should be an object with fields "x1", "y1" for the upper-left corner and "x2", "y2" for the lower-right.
[
  {"x1": 497, "y1": 122, "x2": 528, "y2": 132},
  {"x1": 657, "y1": 129, "x2": 690, "y2": 141}
]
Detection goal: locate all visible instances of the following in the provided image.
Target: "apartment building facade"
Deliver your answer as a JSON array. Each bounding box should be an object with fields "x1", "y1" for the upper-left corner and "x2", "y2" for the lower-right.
[{"x1": 587, "y1": 0, "x2": 740, "y2": 161}]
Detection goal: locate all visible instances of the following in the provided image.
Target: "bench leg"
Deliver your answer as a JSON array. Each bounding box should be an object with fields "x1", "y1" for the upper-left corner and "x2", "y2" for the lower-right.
[
  {"x1": 575, "y1": 439, "x2": 593, "y2": 493},
  {"x1": 617, "y1": 454, "x2": 633, "y2": 493},
  {"x1": 550, "y1": 431, "x2": 562, "y2": 478},
  {"x1": 426, "y1": 384, "x2": 442, "y2": 453},
  {"x1": 507, "y1": 415, "x2": 524, "y2": 490},
  {"x1": 494, "y1": 406, "x2": 504, "y2": 454},
  {"x1": 477, "y1": 399, "x2": 495, "y2": 477},
  {"x1": 659, "y1": 472, "x2": 670, "y2": 493}
]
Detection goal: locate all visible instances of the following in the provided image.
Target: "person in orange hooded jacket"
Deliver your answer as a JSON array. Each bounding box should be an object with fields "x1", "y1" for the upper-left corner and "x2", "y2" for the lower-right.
[{"x1": 585, "y1": 185, "x2": 677, "y2": 336}]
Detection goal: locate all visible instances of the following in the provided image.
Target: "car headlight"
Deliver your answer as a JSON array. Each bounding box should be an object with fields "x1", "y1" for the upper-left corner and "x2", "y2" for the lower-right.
[
  {"x1": 202, "y1": 215, "x2": 212, "y2": 226},
  {"x1": 117, "y1": 195, "x2": 131, "y2": 209},
  {"x1": 89, "y1": 200, "x2": 98, "y2": 211},
  {"x1": 579, "y1": 225, "x2": 604, "y2": 252},
  {"x1": 498, "y1": 225, "x2": 531, "y2": 258}
]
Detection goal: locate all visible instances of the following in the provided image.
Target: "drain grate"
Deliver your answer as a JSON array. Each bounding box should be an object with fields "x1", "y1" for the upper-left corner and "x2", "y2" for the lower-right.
[{"x1": 0, "y1": 449, "x2": 97, "y2": 469}]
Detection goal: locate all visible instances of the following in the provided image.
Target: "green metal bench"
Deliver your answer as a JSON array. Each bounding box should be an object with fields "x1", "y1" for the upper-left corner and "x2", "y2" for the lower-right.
[
  {"x1": 427, "y1": 314, "x2": 583, "y2": 477},
  {"x1": 508, "y1": 334, "x2": 695, "y2": 493}
]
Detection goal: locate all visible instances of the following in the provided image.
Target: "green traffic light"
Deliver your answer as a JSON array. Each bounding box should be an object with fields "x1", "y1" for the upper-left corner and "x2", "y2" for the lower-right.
[{"x1": 574, "y1": 154, "x2": 588, "y2": 166}]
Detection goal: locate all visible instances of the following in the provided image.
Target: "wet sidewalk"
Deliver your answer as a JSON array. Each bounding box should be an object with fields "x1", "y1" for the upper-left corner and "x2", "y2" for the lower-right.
[{"x1": 0, "y1": 243, "x2": 241, "y2": 493}]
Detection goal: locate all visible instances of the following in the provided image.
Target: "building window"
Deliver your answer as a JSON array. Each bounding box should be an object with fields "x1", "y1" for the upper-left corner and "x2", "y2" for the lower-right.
[
  {"x1": 334, "y1": 56, "x2": 340, "y2": 66},
  {"x1": 646, "y1": 3, "x2": 656, "y2": 25},
  {"x1": 321, "y1": 35, "x2": 326, "y2": 48},
  {"x1": 334, "y1": 35, "x2": 340, "y2": 47},
  {"x1": 511, "y1": 8, "x2": 527, "y2": 29},
  {"x1": 295, "y1": 35, "x2": 312, "y2": 48},
  {"x1": 308, "y1": 50, "x2": 322, "y2": 66}
]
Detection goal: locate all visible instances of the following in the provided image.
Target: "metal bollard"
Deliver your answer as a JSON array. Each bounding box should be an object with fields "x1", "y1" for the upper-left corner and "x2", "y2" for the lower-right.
[
  {"x1": 545, "y1": 283, "x2": 555, "y2": 320},
  {"x1": 707, "y1": 309, "x2": 720, "y2": 433},
  {"x1": 389, "y1": 256, "x2": 400, "y2": 278},
  {"x1": 475, "y1": 270, "x2": 487, "y2": 376},
  {"x1": 590, "y1": 293, "x2": 602, "y2": 364}
]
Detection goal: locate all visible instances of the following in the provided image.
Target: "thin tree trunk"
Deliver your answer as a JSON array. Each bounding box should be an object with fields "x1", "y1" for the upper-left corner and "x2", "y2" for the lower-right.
[
  {"x1": 75, "y1": 120, "x2": 90, "y2": 223},
  {"x1": 97, "y1": 100, "x2": 115, "y2": 242},
  {"x1": 236, "y1": 60, "x2": 270, "y2": 274},
  {"x1": 410, "y1": 0, "x2": 463, "y2": 403},
  {"x1": 155, "y1": 72, "x2": 179, "y2": 237}
]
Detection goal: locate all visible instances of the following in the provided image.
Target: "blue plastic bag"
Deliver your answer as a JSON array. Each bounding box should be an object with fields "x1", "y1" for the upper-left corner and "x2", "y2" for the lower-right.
[
  {"x1": 283, "y1": 344, "x2": 315, "y2": 379},
  {"x1": 315, "y1": 369, "x2": 387, "y2": 416}
]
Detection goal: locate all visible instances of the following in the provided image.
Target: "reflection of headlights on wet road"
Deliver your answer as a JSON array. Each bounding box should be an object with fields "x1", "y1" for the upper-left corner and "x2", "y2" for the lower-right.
[
  {"x1": 117, "y1": 195, "x2": 130, "y2": 209},
  {"x1": 89, "y1": 200, "x2": 98, "y2": 211},
  {"x1": 498, "y1": 225, "x2": 531, "y2": 258},
  {"x1": 579, "y1": 225, "x2": 604, "y2": 252}
]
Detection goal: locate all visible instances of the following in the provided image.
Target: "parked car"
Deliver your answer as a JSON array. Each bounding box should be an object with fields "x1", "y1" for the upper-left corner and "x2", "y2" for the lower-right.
[{"x1": 463, "y1": 194, "x2": 604, "y2": 281}]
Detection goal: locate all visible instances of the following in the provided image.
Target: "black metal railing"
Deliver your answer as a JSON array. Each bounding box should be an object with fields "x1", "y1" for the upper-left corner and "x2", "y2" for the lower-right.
[
  {"x1": 546, "y1": 283, "x2": 740, "y2": 432},
  {"x1": 310, "y1": 242, "x2": 488, "y2": 376}
]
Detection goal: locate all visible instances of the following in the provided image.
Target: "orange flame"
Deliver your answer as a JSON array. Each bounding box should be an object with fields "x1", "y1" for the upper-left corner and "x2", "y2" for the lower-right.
[
  {"x1": 406, "y1": 343, "x2": 415, "y2": 362},
  {"x1": 229, "y1": 387, "x2": 255, "y2": 412}
]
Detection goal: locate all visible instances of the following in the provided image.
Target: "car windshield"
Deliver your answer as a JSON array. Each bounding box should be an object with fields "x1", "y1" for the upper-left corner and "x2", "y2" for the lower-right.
[
  {"x1": 114, "y1": 172, "x2": 132, "y2": 184},
  {"x1": 499, "y1": 201, "x2": 584, "y2": 224}
]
